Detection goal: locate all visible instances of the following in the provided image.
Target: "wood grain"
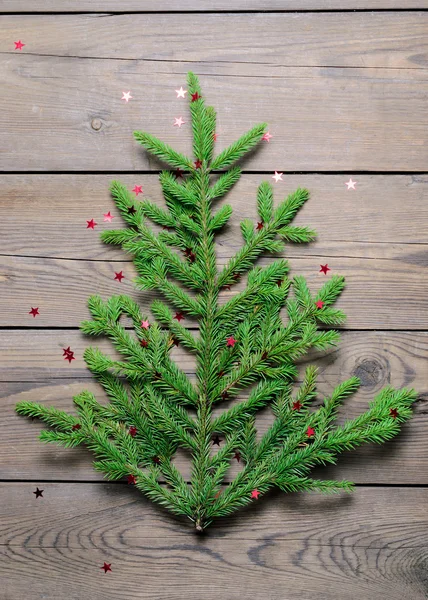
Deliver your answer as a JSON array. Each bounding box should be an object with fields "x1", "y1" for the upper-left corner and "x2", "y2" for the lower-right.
[
  {"x1": 0, "y1": 14, "x2": 427, "y2": 170},
  {"x1": 1, "y1": 1, "x2": 427, "y2": 11},
  {"x1": 2, "y1": 13, "x2": 427, "y2": 68},
  {"x1": 1, "y1": 483, "x2": 427, "y2": 600},
  {"x1": 1, "y1": 174, "x2": 427, "y2": 260},
  {"x1": 1, "y1": 331, "x2": 427, "y2": 483}
]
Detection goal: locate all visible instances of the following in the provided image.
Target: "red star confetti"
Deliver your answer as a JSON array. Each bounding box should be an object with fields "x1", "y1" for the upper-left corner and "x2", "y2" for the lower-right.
[
  {"x1": 129, "y1": 426, "x2": 137, "y2": 437},
  {"x1": 140, "y1": 339, "x2": 148, "y2": 348},
  {"x1": 222, "y1": 285, "x2": 231, "y2": 291},
  {"x1": 72, "y1": 423, "x2": 81, "y2": 431},
  {"x1": 101, "y1": 563, "x2": 112, "y2": 573},
  {"x1": 221, "y1": 391, "x2": 229, "y2": 400},
  {"x1": 234, "y1": 451, "x2": 241, "y2": 462},
  {"x1": 127, "y1": 205, "x2": 137, "y2": 215},
  {"x1": 29, "y1": 307, "x2": 39, "y2": 318},
  {"x1": 292, "y1": 400, "x2": 302, "y2": 411},
  {"x1": 226, "y1": 336, "x2": 237, "y2": 348},
  {"x1": 114, "y1": 271, "x2": 125, "y2": 282},
  {"x1": 262, "y1": 131, "x2": 273, "y2": 142},
  {"x1": 152, "y1": 456, "x2": 161, "y2": 465},
  {"x1": 14, "y1": 40, "x2": 25, "y2": 50},
  {"x1": 103, "y1": 211, "x2": 114, "y2": 222},
  {"x1": 175, "y1": 87, "x2": 187, "y2": 98},
  {"x1": 174, "y1": 116, "x2": 185, "y2": 128},
  {"x1": 86, "y1": 219, "x2": 97, "y2": 229},
  {"x1": 33, "y1": 487, "x2": 43, "y2": 498},
  {"x1": 319, "y1": 264, "x2": 330, "y2": 275},
  {"x1": 251, "y1": 489, "x2": 260, "y2": 500},
  {"x1": 127, "y1": 474, "x2": 137, "y2": 485},
  {"x1": 306, "y1": 426, "x2": 315, "y2": 438},
  {"x1": 390, "y1": 408, "x2": 399, "y2": 419},
  {"x1": 315, "y1": 300, "x2": 324, "y2": 309},
  {"x1": 64, "y1": 350, "x2": 75, "y2": 363},
  {"x1": 272, "y1": 171, "x2": 283, "y2": 183},
  {"x1": 345, "y1": 178, "x2": 357, "y2": 190},
  {"x1": 121, "y1": 91, "x2": 132, "y2": 103},
  {"x1": 256, "y1": 222, "x2": 264, "y2": 231},
  {"x1": 212, "y1": 435, "x2": 222, "y2": 446},
  {"x1": 62, "y1": 346, "x2": 73, "y2": 357},
  {"x1": 132, "y1": 185, "x2": 143, "y2": 196},
  {"x1": 141, "y1": 320, "x2": 150, "y2": 329},
  {"x1": 174, "y1": 312, "x2": 184, "y2": 322},
  {"x1": 191, "y1": 92, "x2": 201, "y2": 102},
  {"x1": 194, "y1": 159, "x2": 203, "y2": 169},
  {"x1": 175, "y1": 168, "x2": 184, "y2": 178}
]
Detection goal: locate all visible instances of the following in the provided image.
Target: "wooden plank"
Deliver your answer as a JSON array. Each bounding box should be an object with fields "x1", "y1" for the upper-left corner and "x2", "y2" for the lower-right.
[
  {"x1": 1, "y1": 1, "x2": 428, "y2": 11},
  {"x1": 1, "y1": 483, "x2": 427, "y2": 600},
  {"x1": 1, "y1": 174, "x2": 428, "y2": 260},
  {"x1": 1, "y1": 252, "x2": 427, "y2": 329},
  {"x1": 2, "y1": 13, "x2": 427, "y2": 69},
  {"x1": 1, "y1": 331, "x2": 427, "y2": 483},
  {"x1": 0, "y1": 15, "x2": 427, "y2": 171}
]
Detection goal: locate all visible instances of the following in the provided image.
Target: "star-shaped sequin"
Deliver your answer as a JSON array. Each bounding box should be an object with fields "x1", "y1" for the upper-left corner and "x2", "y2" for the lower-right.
[
  {"x1": 191, "y1": 92, "x2": 201, "y2": 102},
  {"x1": 234, "y1": 451, "x2": 241, "y2": 462},
  {"x1": 141, "y1": 320, "x2": 150, "y2": 329},
  {"x1": 315, "y1": 300, "x2": 324, "y2": 309},
  {"x1": 292, "y1": 400, "x2": 302, "y2": 411},
  {"x1": 319, "y1": 264, "x2": 330, "y2": 275},
  {"x1": 345, "y1": 178, "x2": 357, "y2": 190},
  {"x1": 129, "y1": 426, "x2": 137, "y2": 437},
  {"x1": 127, "y1": 474, "x2": 137, "y2": 485},
  {"x1": 272, "y1": 171, "x2": 283, "y2": 183},
  {"x1": 390, "y1": 408, "x2": 399, "y2": 419},
  {"x1": 306, "y1": 426, "x2": 315, "y2": 438},
  {"x1": 256, "y1": 222, "x2": 264, "y2": 231},
  {"x1": 86, "y1": 219, "x2": 97, "y2": 229},
  {"x1": 72, "y1": 423, "x2": 81, "y2": 431},
  {"x1": 29, "y1": 307, "x2": 39, "y2": 318},
  {"x1": 127, "y1": 205, "x2": 137, "y2": 215},
  {"x1": 174, "y1": 312, "x2": 184, "y2": 322},
  {"x1": 64, "y1": 349, "x2": 75, "y2": 363},
  {"x1": 103, "y1": 211, "x2": 114, "y2": 222},
  {"x1": 33, "y1": 487, "x2": 43, "y2": 498},
  {"x1": 121, "y1": 91, "x2": 132, "y2": 102},
  {"x1": 114, "y1": 271, "x2": 125, "y2": 282},
  {"x1": 194, "y1": 159, "x2": 203, "y2": 169},
  {"x1": 175, "y1": 87, "x2": 187, "y2": 98},
  {"x1": 262, "y1": 132, "x2": 273, "y2": 142},
  {"x1": 14, "y1": 40, "x2": 25, "y2": 50},
  {"x1": 101, "y1": 563, "x2": 112, "y2": 573},
  {"x1": 174, "y1": 116, "x2": 185, "y2": 128},
  {"x1": 132, "y1": 185, "x2": 143, "y2": 196},
  {"x1": 212, "y1": 435, "x2": 222, "y2": 446},
  {"x1": 226, "y1": 336, "x2": 237, "y2": 347},
  {"x1": 140, "y1": 339, "x2": 148, "y2": 348},
  {"x1": 251, "y1": 489, "x2": 260, "y2": 500}
]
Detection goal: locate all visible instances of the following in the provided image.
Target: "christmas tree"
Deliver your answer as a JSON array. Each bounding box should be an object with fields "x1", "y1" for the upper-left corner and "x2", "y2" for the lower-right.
[{"x1": 16, "y1": 72, "x2": 416, "y2": 532}]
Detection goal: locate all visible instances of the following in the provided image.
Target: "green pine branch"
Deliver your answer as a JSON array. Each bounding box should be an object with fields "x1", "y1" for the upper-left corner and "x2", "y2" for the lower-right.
[{"x1": 16, "y1": 71, "x2": 418, "y2": 532}]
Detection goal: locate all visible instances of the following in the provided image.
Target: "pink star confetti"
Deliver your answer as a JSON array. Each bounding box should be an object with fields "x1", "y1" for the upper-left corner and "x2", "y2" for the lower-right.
[
  {"x1": 175, "y1": 87, "x2": 187, "y2": 98},
  {"x1": 114, "y1": 271, "x2": 125, "y2": 282},
  {"x1": 226, "y1": 336, "x2": 237, "y2": 348},
  {"x1": 121, "y1": 91, "x2": 132, "y2": 103},
  {"x1": 262, "y1": 131, "x2": 273, "y2": 142},
  {"x1": 345, "y1": 178, "x2": 357, "y2": 190},
  {"x1": 251, "y1": 489, "x2": 261, "y2": 500},
  {"x1": 103, "y1": 211, "x2": 114, "y2": 222},
  {"x1": 315, "y1": 300, "x2": 324, "y2": 309},
  {"x1": 141, "y1": 320, "x2": 150, "y2": 329},
  {"x1": 132, "y1": 185, "x2": 143, "y2": 196},
  {"x1": 29, "y1": 307, "x2": 39, "y2": 318},
  {"x1": 272, "y1": 171, "x2": 283, "y2": 183},
  {"x1": 174, "y1": 116, "x2": 185, "y2": 128},
  {"x1": 86, "y1": 219, "x2": 97, "y2": 229},
  {"x1": 14, "y1": 40, "x2": 25, "y2": 50}
]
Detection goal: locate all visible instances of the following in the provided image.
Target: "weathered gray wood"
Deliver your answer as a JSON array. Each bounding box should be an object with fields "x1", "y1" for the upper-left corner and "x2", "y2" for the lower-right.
[
  {"x1": 2, "y1": 331, "x2": 427, "y2": 483},
  {"x1": 1, "y1": 252, "x2": 427, "y2": 328},
  {"x1": 1, "y1": 1, "x2": 427, "y2": 10},
  {"x1": 0, "y1": 14, "x2": 427, "y2": 170},
  {"x1": 1, "y1": 174, "x2": 427, "y2": 260},
  {"x1": 1, "y1": 483, "x2": 427, "y2": 600}
]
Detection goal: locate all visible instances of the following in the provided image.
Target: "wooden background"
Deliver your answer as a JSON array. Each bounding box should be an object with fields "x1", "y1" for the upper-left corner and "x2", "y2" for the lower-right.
[{"x1": 1, "y1": 3, "x2": 428, "y2": 599}]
